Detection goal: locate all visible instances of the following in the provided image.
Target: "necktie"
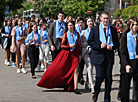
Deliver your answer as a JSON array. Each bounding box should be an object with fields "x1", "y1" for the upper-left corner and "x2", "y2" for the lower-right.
[
  {"x1": 104, "y1": 28, "x2": 107, "y2": 39},
  {"x1": 79, "y1": 28, "x2": 82, "y2": 33}
]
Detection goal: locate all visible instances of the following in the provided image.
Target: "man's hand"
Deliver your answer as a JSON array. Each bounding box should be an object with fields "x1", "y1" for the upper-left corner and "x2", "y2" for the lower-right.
[
  {"x1": 107, "y1": 45, "x2": 112, "y2": 50},
  {"x1": 51, "y1": 45, "x2": 55, "y2": 51},
  {"x1": 101, "y1": 43, "x2": 107, "y2": 49},
  {"x1": 126, "y1": 65, "x2": 131, "y2": 73},
  {"x1": 135, "y1": 55, "x2": 138, "y2": 60}
]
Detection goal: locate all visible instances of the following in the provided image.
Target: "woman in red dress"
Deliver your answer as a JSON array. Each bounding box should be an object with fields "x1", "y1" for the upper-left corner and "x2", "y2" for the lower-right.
[{"x1": 37, "y1": 20, "x2": 81, "y2": 94}]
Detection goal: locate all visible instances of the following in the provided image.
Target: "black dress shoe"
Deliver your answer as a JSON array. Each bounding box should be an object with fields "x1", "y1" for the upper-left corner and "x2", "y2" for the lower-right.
[
  {"x1": 63, "y1": 85, "x2": 69, "y2": 91},
  {"x1": 92, "y1": 95, "x2": 97, "y2": 102},
  {"x1": 32, "y1": 76, "x2": 36, "y2": 79},
  {"x1": 79, "y1": 79, "x2": 84, "y2": 85},
  {"x1": 74, "y1": 88, "x2": 80, "y2": 94}
]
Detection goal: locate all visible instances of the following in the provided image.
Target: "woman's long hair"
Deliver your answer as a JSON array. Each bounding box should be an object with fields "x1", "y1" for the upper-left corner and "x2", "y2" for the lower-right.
[
  {"x1": 123, "y1": 17, "x2": 138, "y2": 35},
  {"x1": 28, "y1": 22, "x2": 37, "y2": 34},
  {"x1": 4, "y1": 18, "x2": 11, "y2": 27},
  {"x1": 64, "y1": 20, "x2": 75, "y2": 33}
]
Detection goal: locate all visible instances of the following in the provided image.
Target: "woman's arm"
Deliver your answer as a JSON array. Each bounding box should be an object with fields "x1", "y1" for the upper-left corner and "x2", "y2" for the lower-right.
[
  {"x1": 120, "y1": 34, "x2": 130, "y2": 72},
  {"x1": 11, "y1": 27, "x2": 16, "y2": 46},
  {"x1": 61, "y1": 33, "x2": 71, "y2": 49}
]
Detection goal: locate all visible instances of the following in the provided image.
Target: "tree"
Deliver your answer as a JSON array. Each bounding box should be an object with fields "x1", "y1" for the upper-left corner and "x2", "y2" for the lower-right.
[
  {"x1": 62, "y1": 0, "x2": 108, "y2": 18},
  {"x1": 33, "y1": 0, "x2": 63, "y2": 17},
  {"x1": 114, "y1": 9, "x2": 123, "y2": 19},
  {"x1": 131, "y1": 0, "x2": 138, "y2": 5},
  {"x1": 114, "y1": 5, "x2": 138, "y2": 20},
  {"x1": 121, "y1": 5, "x2": 138, "y2": 20},
  {"x1": 0, "y1": 0, "x2": 26, "y2": 17},
  {"x1": 33, "y1": 0, "x2": 108, "y2": 18},
  {"x1": 10, "y1": 0, "x2": 34, "y2": 16}
]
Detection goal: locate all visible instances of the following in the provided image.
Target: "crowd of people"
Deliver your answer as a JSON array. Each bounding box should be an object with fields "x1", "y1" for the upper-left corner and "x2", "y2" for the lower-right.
[{"x1": 1, "y1": 10, "x2": 138, "y2": 102}]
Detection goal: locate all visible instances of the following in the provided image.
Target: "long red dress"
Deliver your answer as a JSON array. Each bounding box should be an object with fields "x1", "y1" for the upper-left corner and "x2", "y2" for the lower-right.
[{"x1": 37, "y1": 32, "x2": 81, "y2": 92}]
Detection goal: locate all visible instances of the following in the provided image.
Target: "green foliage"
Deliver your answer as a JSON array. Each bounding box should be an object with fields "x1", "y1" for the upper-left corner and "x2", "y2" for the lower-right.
[
  {"x1": 10, "y1": 0, "x2": 34, "y2": 16},
  {"x1": 0, "y1": 0, "x2": 26, "y2": 16},
  {"x1": 33, "y1": 0, "x2": 108, "y2": 18},
  {"x1": 114, "y1": 9, "x2": 123, "y2": 18},
  {"x1": 114, "y1": 5, "x2": 138, "y2": 20},
  {"x1": 131, "y1": 0, "x2": 138, "y2": 5},
  {"x1": 122, "y1": 5, "x2": 138, "y2": 20}
]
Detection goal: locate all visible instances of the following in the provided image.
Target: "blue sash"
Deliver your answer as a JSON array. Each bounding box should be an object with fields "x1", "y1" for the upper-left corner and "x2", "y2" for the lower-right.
[
  {"x1": 76, "y1": 26, "x2": 84, "y2": 36},
  {"x1": 37, "y1": 26, "x2": 41, "y2": 31},
  {"x1": 15, "y1": 26, "x2": 24, "y2": 40},
  {"x1": 67, "y1": 30, "x2": 78, "y2": 51},
  {"x1": 5, "y1": 26, "x2": 11, "y2": 34},
  {"x1": 39, "y1": 29, "x2": 48, "y2": 45},
  {"x1": 56, "y1": 20, "x2": 65, "y2": 38},
  {"x1": 26, "y1": 31, "x2": 40, "y2": 48},
  {"x1": 25, "y1": 23, "x2": 29, "y2": 29},
  {"x1": 99, "y1": 23, "x2": 114, "y2": 46},
  {"x1": 127, "y1": 31, "x2": 138, "y2": 60},
  {"x1": 5, "y1": 26, "x2": 11, "y2": 39},
  {"x1": 85, "y1": 28, "x2": 90, "y2": 41}
]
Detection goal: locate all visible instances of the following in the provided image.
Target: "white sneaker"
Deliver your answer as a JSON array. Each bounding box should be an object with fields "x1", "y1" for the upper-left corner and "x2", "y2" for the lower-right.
[
  {"x1": 44, "y1": 69, "x2": 47, "y2": 72},
  {"x1": 91, "y1": 88, "x2": 95, "y2": 94},
  {"x1": 41, "y1": 64, "x2": 45, "y2": 69},
  {"x1": 5, "y1": 59, "x2": 7, "y2": 64},
  {"x1": 6, "y1": 62, "x2": 10, "y2": 66},
  {"x1": 38, "y1": 65, "x2": 41, "y2": 71},
  {"x1": 17, "y1": 69, "x2": 21, "y2": 73},
  {"x1": 21, "y1": 68, "x2": 27, "y2": 74}
]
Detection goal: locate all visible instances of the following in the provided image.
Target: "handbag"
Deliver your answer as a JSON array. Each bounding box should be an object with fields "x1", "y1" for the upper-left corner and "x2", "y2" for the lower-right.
[
  {"x1": 10, "y1": 45, "x2": 17, "y2": 53},
  {"x1": 10, "y1": 35, "x2": 17, "y2": 53},
  {"x1": 88, "y1": 47, "x2": 92, "y2": 55},
  {"x1": 1, "y1": 33, "x2": 8, "y2": 49}
]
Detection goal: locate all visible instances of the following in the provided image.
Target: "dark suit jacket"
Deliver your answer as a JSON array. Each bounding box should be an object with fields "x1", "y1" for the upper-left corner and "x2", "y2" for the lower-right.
[
  {"x1": 48, "y1": 22, "x2": 62, "y2": 50},
  {"x1": 120, "y1": 34, "x2": 138, "y2": 75},
  {"x1": 88, "y1": 25, "x2": 119, "y2": 65}
]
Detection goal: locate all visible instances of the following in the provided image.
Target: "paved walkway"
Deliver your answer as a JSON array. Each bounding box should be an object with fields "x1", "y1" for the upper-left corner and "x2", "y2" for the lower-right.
[{"x1": 0, "y1": 47, "x2": 133, "y2": 102}]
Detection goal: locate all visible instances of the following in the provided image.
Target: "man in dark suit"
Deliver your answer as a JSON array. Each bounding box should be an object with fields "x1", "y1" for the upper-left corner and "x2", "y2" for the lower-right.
[
  {"x1": 88, "y1": 11, "x2": 119, "y2": 102},
  {"x1": 48, "y1": 11, "x2": 65, "y2": 61}
]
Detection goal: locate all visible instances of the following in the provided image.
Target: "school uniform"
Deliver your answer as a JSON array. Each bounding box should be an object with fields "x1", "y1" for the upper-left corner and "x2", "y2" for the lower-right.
[
  {"x1": 39, "y1": 29, "x2": 49, "y2": 63},
  {"x1": 26, "y1": 31, "x2": 41, "y2": 76},
  {"x1": 11, "y1": 25, "x2": 28, "y2": 53},
  {"x1": 1, "y1": 26, "x2": 12, "y2": 49},
  {"x1": 120, "y1": 32, "x2": 138, "y2": 102},
  {"x1": 81, "y1": 29, "x2": 93, "y2": 84},
  {"x1": 47, "y1": 20, "x2": 65, "y2": 61}
]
